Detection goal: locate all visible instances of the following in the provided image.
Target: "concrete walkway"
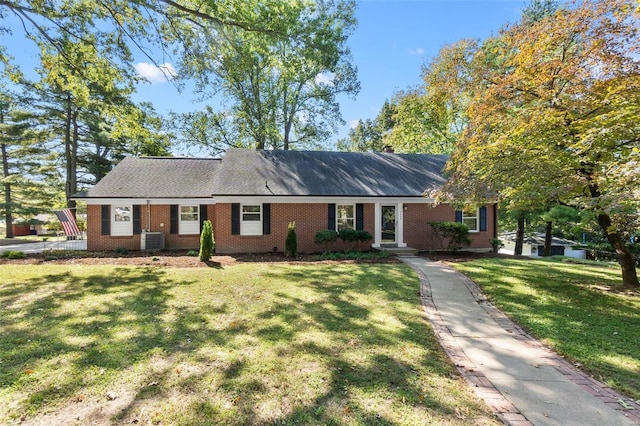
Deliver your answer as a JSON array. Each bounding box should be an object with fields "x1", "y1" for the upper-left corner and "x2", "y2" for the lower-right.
[{"x1": 401, "y1": 257, "x2": 640, "y2": 426}]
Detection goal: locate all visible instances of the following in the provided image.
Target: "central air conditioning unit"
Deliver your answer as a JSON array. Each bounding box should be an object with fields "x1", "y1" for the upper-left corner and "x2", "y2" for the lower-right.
[{"x1": 141, "y1": 231, "x2": 165, "y2": 251}]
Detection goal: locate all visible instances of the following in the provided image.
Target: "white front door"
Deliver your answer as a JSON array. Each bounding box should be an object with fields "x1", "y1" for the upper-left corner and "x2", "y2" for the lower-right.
[{"x1": 373, "y1": 202, "x2": 406, "y2": 248}]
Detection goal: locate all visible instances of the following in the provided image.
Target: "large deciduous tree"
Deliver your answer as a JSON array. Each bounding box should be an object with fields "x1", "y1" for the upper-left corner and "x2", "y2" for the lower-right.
[
  {"x1": 0, "y1": 0, "x2": 275, "y2": 76},
  {"x1": 176, "y1": 0, "x2": 359, "y2": 151},
  {"x1": 386, "y1": 40, "x2": 476, "y2": 154},
  {"x1": 444, "y1": 0, "x2": 640, "y2": 287},
  {"x1": 341, "y1": 39, "x2": 474, "y2": 155},
  {"x1": 337, "y1": 100, "x2": 395, "y2": 152}
]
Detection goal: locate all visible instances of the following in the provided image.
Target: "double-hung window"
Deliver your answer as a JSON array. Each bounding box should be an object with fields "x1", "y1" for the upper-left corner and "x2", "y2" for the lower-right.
[
  {"x1": 462, "y1": 207, "x2": 479, "y2": 232},
  {"x1": 180, "y1": 205, "x2": 199, "y2": 235},
  {"x1": 241, "y1": 204, "x2": 262, "y2": 235},
  {"x1": 336, "y1": 204, "x2": 355, "y2": 231},
  {"x1": 112, "y1": 205, "x2": 132, "y2": 236}
]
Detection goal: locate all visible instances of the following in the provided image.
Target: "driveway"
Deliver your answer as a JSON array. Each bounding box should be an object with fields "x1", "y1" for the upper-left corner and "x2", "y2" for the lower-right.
[{"x1": 0, "y1": 239, "x2": 87, "y2": 254}]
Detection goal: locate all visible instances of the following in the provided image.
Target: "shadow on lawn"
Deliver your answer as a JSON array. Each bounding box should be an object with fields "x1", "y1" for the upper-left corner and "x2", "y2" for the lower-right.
[
  {"x1": 458, "y1": 258, "x2": 640, "y2": 399},
  {"x1": 195, "y1": 264, "x2": 464, "y2": 425},
  {"x1": 1, "y1": 269, "x2": 162, "y2": 395},
  {"x1": 0, "y1": 267, "x2": 230, "y2": 419},
  {"x1": 1, "y1": 263, "x2": 487, "y2": 425},
  {"x1": 117, "y1": 264, "x2": 466, "y2": 424}
]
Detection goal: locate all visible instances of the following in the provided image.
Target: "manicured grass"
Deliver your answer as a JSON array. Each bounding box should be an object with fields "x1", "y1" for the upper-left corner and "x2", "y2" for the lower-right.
[
  {"x1": 0, "y1": 263, "x2": 496, "y2": 425},
  {"x1": 451, "y1": 257, "x2": 640, "y2": 400}
]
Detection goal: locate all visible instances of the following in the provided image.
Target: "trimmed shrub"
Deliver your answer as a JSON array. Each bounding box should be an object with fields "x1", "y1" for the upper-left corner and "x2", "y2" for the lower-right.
[
  {"x1": 429, "y1": 221, "x2": 471, "y2": 252},
  {"x1": 337, "y1": 229, "x2": 374, "y2": 252},
  {"x1": 315, "y1": 230, "x2": 338, "y2": 253},
  {"x1": 338, "y1": 228, "x2": 359, "y2": 252},
  {"x1": 199, "y1": 220, "x2": 215, "y2": 261},
  {"x1": 490, "y1": 237, "x2": 504, "y2": 253},
  {"x1": 285, "y1": 222, "x2": 298, "y2": 257},
  {"x1": 356, "y1": 230, "x2": 373, "y2": 249},
  {"x1": 1, "y1": 250, "x2": 25, "y2": 259}
]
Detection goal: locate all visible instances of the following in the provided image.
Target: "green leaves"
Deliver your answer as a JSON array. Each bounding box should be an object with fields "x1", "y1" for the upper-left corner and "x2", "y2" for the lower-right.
[
  {"x1": 176, "y1": 0, "x2": 359, "y2": 150},
  {"x1": 441, "y1": 0, "x2": 640, "y2": 286}
]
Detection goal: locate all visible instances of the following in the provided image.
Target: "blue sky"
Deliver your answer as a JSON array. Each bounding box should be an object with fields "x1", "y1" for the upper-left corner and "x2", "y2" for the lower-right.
[
  {"x1": 339, "y1": 1, "x2": 523, "y2": 129},
  {"x1": 132, "y1": 0, "x2": 525, "y2": 144}
]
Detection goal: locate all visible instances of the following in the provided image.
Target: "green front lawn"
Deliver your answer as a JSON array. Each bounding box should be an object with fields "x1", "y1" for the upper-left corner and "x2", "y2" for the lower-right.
[
  {"x1": 452, "y1": 257, "x2": 640, "y2": 400},
  {"x1": 0, "y1": 262, "x2": 496, "y2": 425}
]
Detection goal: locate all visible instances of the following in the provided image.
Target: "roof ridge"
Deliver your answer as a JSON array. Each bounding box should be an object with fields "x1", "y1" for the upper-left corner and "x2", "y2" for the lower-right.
[{"x1": 132, "y1": 156, "x2": 222, "y2": 161}]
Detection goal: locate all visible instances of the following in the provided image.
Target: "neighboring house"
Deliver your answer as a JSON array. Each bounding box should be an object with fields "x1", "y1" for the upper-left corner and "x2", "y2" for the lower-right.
[
  {"x1": 75, "y1": 148, "x2": 497, "y2": 254},
  {"x1": 500, "y1": 232, "x2": 586, "y2": 259}
]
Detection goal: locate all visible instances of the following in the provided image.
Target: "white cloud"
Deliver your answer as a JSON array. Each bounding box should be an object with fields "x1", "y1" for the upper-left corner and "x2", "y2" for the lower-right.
[
  {"x1": 408, "y1": 48, "x2": 425, "y2": 56},
  {"x1": 134, "y1": 62, "x2": 177, "y2": 84},
  {"x1": 349, "y1": 119, "x2": 359, "y2": 129},
  {"x1": 315, "y1": 71, "x2": 335, "y2": 86}
]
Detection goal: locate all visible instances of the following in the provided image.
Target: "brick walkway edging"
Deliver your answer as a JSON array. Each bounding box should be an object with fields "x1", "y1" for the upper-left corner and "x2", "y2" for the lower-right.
[{"x1": 412, "y1": 260, "x2": 640, "y2": 426}]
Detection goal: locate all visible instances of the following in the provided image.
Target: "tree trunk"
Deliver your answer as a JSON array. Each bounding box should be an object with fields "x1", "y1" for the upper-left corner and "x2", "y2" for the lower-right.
[
  {"x1": 514, "y1": 214, "x2": 525, "y2": 255},
  {"x1": 1, "y1": 142, "x2": 13, "y2": 238},
  {"x1": 543, "y1": 221, "x2": 552, "y2": 257},
  {"x1": 64, "y1": 95, "x2": 78, "y2": 217},
  {"x1": 283, "y1": 123, "x2": 290, "y2": 150},
  {"x1": 597, "y1": 212, "x2": 639, "y2": 288},
  {"x1": 587, "y1": 182, "x2": 639, "y2": 288}
]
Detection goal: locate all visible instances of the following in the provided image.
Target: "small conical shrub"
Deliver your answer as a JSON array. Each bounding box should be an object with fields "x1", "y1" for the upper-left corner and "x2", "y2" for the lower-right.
[
  {"x1": 199, "y1": 220, "x2": 215, "y2": 261},
  {"x1": 285, "y1": 221, "x2": 297, "y2": 257}
]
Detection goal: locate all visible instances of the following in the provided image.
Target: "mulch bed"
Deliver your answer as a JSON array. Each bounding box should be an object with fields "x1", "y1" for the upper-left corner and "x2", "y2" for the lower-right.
[
  {"x1": 0, "y1": 250, "x2": 404, "y2": 267},
  {"x1": 423, "y1": 251, "x2": 528, "y2": 263}
]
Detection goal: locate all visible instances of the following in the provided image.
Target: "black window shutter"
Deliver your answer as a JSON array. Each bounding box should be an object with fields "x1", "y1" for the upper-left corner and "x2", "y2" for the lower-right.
[
  {"x1": 133, "y1": 205, "x2": 142, "y2": 235},
  {"x1": 356, "y1": 204, "x2": 364, "y2": 230},
  {"x1": 231, "y1": 203, "x2": 240, "y2": 235},
  {"x1": 262, "y1": 203, "x2": 271, "y2": 235},
  {"x1": 328, "y1": 204, "x2": 336, "y2": 230},
  {"x1": 101, "y1": 205, "x2": 110, "y2": 235},
  {"x1": 455, "y1": 209, "x2": 463, "y2": 223},
  {"x1": 170, "y1": 205, "x2": 179, "y2": 234},
  {"x1": 200, "y1": 204, "x2": 208, "y2": 232},
  {"x1": 479, "y1": 206, "x2": 487, "y2": 231}
]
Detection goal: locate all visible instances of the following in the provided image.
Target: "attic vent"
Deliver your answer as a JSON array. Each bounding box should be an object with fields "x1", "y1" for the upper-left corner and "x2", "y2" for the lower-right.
[{"x1": 141, "y1": 232, "x2": 165, "y2": 251}]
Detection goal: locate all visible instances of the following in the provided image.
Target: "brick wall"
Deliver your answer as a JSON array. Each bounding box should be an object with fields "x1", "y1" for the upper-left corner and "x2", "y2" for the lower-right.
[
  {"x1": 86, "y1": 204, "x2": 216, "y2": 251},
  {"x1": 87, "y1": 202, "x2": 495, "y2": 253},
  {"x1": 214, "y1": 203, "x2": 376, "y2": 254},
  {"x1": 403, "y1": 203, "x2": 495, "y2": 251}
]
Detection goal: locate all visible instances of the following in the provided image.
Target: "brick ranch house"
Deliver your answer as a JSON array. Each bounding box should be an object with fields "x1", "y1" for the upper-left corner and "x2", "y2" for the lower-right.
[{"x1": 75, "y1": 148, "x2": 497, "y2": 254}]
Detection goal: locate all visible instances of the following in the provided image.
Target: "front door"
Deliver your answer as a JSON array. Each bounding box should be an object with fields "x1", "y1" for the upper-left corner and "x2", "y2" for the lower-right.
[{"x1": 381, "y1": 205, "x2": 396, "y2": 243}]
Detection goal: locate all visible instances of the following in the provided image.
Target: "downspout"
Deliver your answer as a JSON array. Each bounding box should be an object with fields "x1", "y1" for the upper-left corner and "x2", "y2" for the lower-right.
[
  {"x1": 493, "y1": 203, "x2": 498, "y2": 239},
  {"x1": 146, "y1": 200, "x2": 151, "y2": 232}
]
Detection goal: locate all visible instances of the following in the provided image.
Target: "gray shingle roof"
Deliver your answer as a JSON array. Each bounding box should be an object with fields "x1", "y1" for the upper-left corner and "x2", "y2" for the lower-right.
[
  {"x1": 210, "y1": 148, "x2": 448, "y2": 197},
  {"x1": 80, "y1": 157, "x2": 221, "y2": 198},
  {"x1": 78, "y1": 149, "x2": 448, "y2": 199}
]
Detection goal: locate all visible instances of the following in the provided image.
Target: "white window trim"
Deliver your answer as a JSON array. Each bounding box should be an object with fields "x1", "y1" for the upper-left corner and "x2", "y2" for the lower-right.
[
  {"x1": 462, "y1": 207, "x2": 479, "y2": 233},
  {"x1": 111, "y1": 204, "x2": 133, "y2": 236},
  {"x1": 179, "y1": 205, "x2": 200, "y2": 235},
  {"x1": 336, "y1": 203, "x2": 356, "y2": 231},
  {"x1": 240, "y1": 204, "x2": 262, "y2": 236}
]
